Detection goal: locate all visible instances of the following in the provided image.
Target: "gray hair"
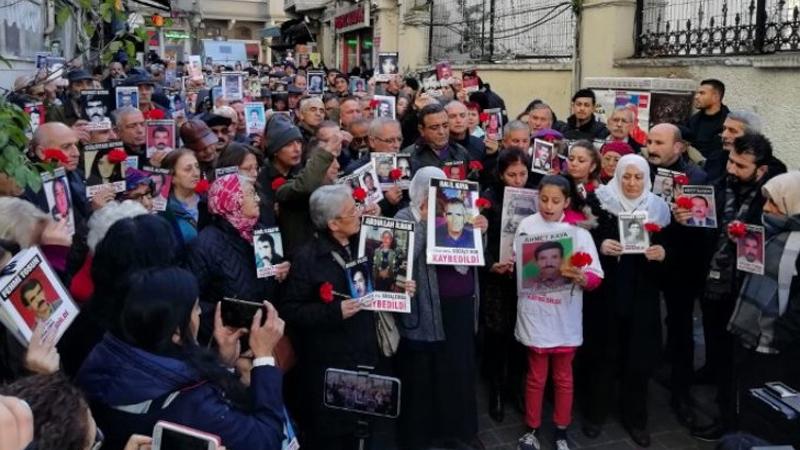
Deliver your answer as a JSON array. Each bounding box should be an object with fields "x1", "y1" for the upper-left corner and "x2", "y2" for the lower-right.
[
  {"x1": 299, "y1": 97, "x2": 324, "y2": 113},
  {"x1": 0, "y1": 198, "x2": 49, "y2": 248},
  {"x1": 726, "y1": 110, "x2": 762, "y2": 134},
  {"x1": 610, "y1": 106, "x2": 635, "y2": 122},
  {"x1": 309, "y1": 184, "x2": 353, "y2": 231},
  {"x1": 368, "y1": 117, "x2": 401, "y2": 137},
  {"x1": 444, "y1": 100, "x2": 466, "y2": 112},
  {"x1": 504, "y1": 120, "x2": 530, "y2": 135},
  {"x1": 112, "y1": 106, "x2": 142, "y2": 126},
  {"x1": 409, "y1": 166, "x2": 446, "y2": 213},
  {"x1": 87, "y1": 200, "x2": 148, "y2": 252},
  {"x1": 531, "y1": 102, "x2": 555, "y2": 120}
]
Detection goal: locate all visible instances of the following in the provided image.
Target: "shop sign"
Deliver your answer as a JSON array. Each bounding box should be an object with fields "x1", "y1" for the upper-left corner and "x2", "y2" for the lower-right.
[{"x1": 334, "y1": 3, "x2": 369, "y2": 34}]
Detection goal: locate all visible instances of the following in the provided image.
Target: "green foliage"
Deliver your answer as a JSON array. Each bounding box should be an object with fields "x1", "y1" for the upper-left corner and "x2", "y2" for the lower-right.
[{"x1": 0, "y1": 99, "x2": 42, "y2": 192}]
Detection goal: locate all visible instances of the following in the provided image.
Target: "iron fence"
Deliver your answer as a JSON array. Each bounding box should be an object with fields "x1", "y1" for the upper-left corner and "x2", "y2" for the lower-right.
[
  {"x1": 636, "y1": 0, "x2": 800, "y2": 57},
  {"x1": 428, "y1": 0, "x2": 575, "y2": 63}
]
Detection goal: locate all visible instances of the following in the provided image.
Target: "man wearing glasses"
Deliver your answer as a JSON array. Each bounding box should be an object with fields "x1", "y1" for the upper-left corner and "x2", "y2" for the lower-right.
[{"x1": 606, "y1": 107, "x2": 642, "y2": 153}]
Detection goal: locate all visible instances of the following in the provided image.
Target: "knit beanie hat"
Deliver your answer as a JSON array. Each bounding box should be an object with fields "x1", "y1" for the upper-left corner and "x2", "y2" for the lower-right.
[
  {"x1": 265, "y1": 114, "x2": 303, "y2": 158},
  {"x1": 600, "y1": 140, "x2": 634, "y2": 157},
  {"x1": 533, "y1": 128, "x2": 564, "y2": 141}
]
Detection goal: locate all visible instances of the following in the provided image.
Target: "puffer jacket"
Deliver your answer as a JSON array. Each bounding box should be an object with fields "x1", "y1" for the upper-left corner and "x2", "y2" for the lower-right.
[{"x1": 77, "y1": 333, "x2": 285, "y2": 450}]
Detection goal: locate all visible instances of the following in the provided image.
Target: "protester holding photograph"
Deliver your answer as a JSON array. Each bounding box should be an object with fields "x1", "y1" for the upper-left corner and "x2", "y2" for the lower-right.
[
  {"x1": 514, "y1": 175, "x2": 603, "y2": 450},
  {"x1": 479, "y1": 148, "x2": 530, "y2": 422},
  {"x1": 580, "y1": 154, "x2": 671, "y2": 446}
]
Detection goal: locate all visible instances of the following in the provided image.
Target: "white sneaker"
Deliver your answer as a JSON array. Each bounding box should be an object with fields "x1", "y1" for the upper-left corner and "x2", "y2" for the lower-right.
[
  {"x1": 517, "y1": 431, "x2": 540, "y2": 450},
  {"x1": 555, "y1": 438, "x2": 571, "y2": 450}
]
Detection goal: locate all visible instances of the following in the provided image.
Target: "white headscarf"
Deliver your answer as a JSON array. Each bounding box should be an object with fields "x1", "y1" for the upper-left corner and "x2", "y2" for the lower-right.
[
  {"x1": 409, "y1": 166, "x2": 446, "y2": 218},
  {"x1": 595, "y1": 154, "x2": 672, "y2": 227}
]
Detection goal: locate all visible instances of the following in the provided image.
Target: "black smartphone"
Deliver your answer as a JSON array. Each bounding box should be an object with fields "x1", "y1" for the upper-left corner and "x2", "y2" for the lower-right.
[
  {"x1": 220, "y1": 297, "x2": 264, "y2": 328},
  {"x1": 324, "y1": 368, "x2": 401, "y2": 418}
]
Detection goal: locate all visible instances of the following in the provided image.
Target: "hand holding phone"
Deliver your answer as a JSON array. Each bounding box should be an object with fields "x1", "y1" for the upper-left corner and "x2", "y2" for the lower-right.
[
  {"x1": 214, "y1": 302, "x2": 248, "y2": 367},
  {"x1": 152, "y1": 421, "x2": 221, "y2": 450},
  {"x1": 249, "y1": 301, "x2": 285, "y2": 358}
]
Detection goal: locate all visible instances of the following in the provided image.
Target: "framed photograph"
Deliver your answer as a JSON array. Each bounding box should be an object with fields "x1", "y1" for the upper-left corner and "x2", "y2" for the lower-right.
[
  {"x1": 0, "y1": 247, "x2": 79, "y2": 345},
  {"x1": 254, "y1": 228, "x2": 284, "y2": 279},
  {"x1": 307, "y1": 71, "x2": 325, "y2": 95},
  {"x1": 372, "y1": 154, "x2": 395, "y2": 189},
  {"x1": 426, "y1": 178, "x2": 484, "y2": 266},
  {"x1": 81, "y1": 89, "x2": 111, "y2": 123},
  {"x1": 84, "y1": 142, "x2": 126, "y2": 197},
  {"x1": 443, "y1": 161, "x2": 466, "y2": 181},
  {"x1": 516, "y1": 230, "x2": 574, "y2": 294},
  {"x1": 619, "y1": 211, "x2": 650, "y2": 254},
  {"x1": 145, "y1": 120, "x2": 176, "y2": 158},
  {"x1": 462, "y1": 68, "x2": 479, "y2": 93},
  {"x1": 247, "y1": 78, "x2": 262, "y2": 99},
  {"x1": 23, "y1": 103, "x2": 45, "y2": 138},
  {"x1": 244, "y1": 102, "x2": 266, "y2": 135},
  {"x1": 35, "y1": 51, "x2": 50, "y2": 69},
  {"x1": 338, "y1": 162, "x2": 384, "y2": 205},
  {"x1": 116, "y1": 86, "x2": 139, "y2": 109},
  {"x1": 420, "y1": 70, "x2": 442, "y2": 98},
  {"x1": 346, "y1": 257, "x2": 374, "y2": 300},
  {"x1": 41, "y1": 168, "x2": 75, "y2": 236},
  {"x1": 395, "y1": 155, "x2": 412, "y2": 188},
  {"x1": 435, "y1": 61, "x2": 453, "y2": 81},
  {"x1": 652, "y1": 168, "x2": 684, "y2": 203},
  {"x1": 499, "y1": 187, "x2": 538, "y2": 263},
  {"x1": 187, "y1": 55, "x2": 204, "y2": 81},
  {"x1": 373, "y1": 95, "x2": 396, "y2": 119},
  {"x1": 482, "y1": 107, "x2": 503, "y2": 140},
  {"x1": 682, "y1": 185, "x2": 717, "y2": 228},
  {"x1": 349, "y1": 76, "x2": 366, "y2": 94},
  {"x1": 736, "y1": 224, "x2": 765, "y2": 275},
  {"x1": 221, "y1": 72, "x2": 244, "y2": 101},
  {"x1": 357, "y1": 215, "x2": 415, "y2": 313},
  {"x1": 376, "y1": 52, "x2": 399, "y2": 82},
  {"x1": 141, "y1": 166, "x2": 171, "y2": 212},
  {"x1": 531, "y1": 139, "x2": 555, "y2": 174}
]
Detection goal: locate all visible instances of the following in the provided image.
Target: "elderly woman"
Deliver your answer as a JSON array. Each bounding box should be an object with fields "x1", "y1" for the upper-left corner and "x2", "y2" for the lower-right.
[
  {"x1": 394, "y1": 167, "x2": 488, "y2": 450},
  {"x1": 279, "y1": 185, "x2": 412, "y2": 450},
  {"x1": 187, "y1": 174, "x2": 290, "y2": 334},
  {"x1": 578, "y1": 154, "x2": 671, "y2": 446}
]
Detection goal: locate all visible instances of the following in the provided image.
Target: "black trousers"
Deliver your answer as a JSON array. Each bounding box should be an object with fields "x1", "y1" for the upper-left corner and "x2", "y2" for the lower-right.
[
  {"x1": 700, "y1": 295, "x2": 737, "y2": 422},
  {"x1": 397, "y1": 297, "x2": 478, "y2": 450},
  {"x1": 662, "y1": 284, "x2": 698, "y2": 400}
]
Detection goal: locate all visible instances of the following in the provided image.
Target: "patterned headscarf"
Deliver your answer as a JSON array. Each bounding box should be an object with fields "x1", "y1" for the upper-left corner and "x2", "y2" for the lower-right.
[{"x1": 208, "y1": 174, "x2": 257, "y2": 241}]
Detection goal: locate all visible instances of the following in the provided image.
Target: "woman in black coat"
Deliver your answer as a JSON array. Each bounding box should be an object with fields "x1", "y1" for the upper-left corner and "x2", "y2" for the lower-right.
[{"x1": 578, "y1": 154, "x2": 671, "y2": 447}]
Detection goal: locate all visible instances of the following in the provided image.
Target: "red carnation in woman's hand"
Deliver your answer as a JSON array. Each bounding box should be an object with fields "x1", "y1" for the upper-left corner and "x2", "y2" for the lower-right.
[
  {"x1": 271, "y1": 177, "x2": 287, "y2": 191},
  {"x1": 42, "y1": 148, "x2": 68, "y2": 165},
  {"x1": 644, "y1": 222, "x2": 662, "y2": 233},
  {"x1": 570, "y1": 252, "x2": 593, "y2": 268},
  {"x1": 352, "y1": 186, "x2": 367, "y2": 203},
  {"x1": 143, "y1": 109, "x2": 165, "y2": 120},
  {"x1": 475, "y1": 197, "x2": 492, "y2": 210},
  {"x1": 389, "y1": 168, "x2": 402, "y2": 182},
  {"x1": 675, "y1": 195, "x2": 693, "y2": 210},
  {"x1": 107, "y1": 148, "x2": 128, "y2": 164},
  {"x1": 320, "y1": 282, "x2": 334, "y2": 303},
  {"x1": 194, "y1": 178, "x2": 210, "y2": 194},
  {"x1": 469, "y1": 160, "x2": 483, "y2": 171},
  {"x1": 673, "y1": 174, "x2": 689, "y2": 185},
  {"x1": 728, "y1": 220, "x2": 747, "y2": 238}
]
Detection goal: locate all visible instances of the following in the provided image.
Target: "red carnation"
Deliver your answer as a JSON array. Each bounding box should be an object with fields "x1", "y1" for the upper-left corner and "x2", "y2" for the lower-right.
[
  {"x1": 644, "y1": 222, "x2": 662, "y2": 233},
  {"x1": 271, "y1": 177, "x2": 287, "y2": 191},
  {"x1": 673, "y1": 174, "x2": 689, "y2": 185},
  {"x1": 583, "y1": 182, "x2": 596, "y2": 193},
  {"x1": 675, "y1": 195, "x2": 693, "y2": 210},
  {"x1": 352, "y1": 186, "x2": 367, "y2": 203},
  {"x1": 389, "y1": 168, "x2": 402, "y2": 182},
  {"x1": 728, "y1": 221, "x2": 747, "y2": 238},
  {"x1": 369, "y1": 99, "x2": 380, "y2": 109},
  {"x1": 475, "y1": 197, "x2": 492, "y2": 210},
  {"x1": 479, "y1": 112, "x2": 489, "y2": 122},
  {"x1": 469, "y1": 160, "x2": 483, "y2": 171},
  {"x1": 570, "y1": 252, "x2": 593, "y2": 268},
  {"x1": 194, "y1": 178, "x2": 210, "y2": 194},
  {"x1": 144, "y1": 109, "x2": 166, "y2": 120},
  {"x1": 107, "y1": 148, "x2": 128, "y2": 164},
  {"x1": 42, "y1": 148, "x2": 68, "y2": 165},
  {"x1": 319, "y1": 282, "x2": 334, "y2": 303}
]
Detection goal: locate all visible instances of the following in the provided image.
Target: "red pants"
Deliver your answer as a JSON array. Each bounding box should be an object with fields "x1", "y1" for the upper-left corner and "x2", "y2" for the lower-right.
[{"x1": 525, "y1": 348, "x2": 575, "y2": 428}]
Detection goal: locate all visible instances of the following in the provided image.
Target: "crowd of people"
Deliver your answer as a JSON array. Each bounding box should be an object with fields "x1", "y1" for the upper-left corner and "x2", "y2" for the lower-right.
[{"x1": 0, "y1": 50, "x2": 799, "y2": 450}]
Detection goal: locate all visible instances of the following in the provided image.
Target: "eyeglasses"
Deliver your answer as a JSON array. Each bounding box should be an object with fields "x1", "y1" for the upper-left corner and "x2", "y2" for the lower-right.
[
  {"x1": 91, "y1": 427, "x2": 105, "y2": 450},
  {"x1": 374, "y1": 136, "x2": 403, "y2": 144}
]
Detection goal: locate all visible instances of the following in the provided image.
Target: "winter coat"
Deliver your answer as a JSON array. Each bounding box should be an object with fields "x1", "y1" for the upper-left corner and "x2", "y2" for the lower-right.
[
  {"x1": 685, "y1": 105, "x2": 729, "y2": 181},
  {"x1": 561, "y1": 114, "x2": 610, "y2": 141},
  {"x1": 401, "y1": 140, "x2": 473, "y2": 176},
  {"x1": 77, "y1": 333, "x2": 285, "y2": 450}
]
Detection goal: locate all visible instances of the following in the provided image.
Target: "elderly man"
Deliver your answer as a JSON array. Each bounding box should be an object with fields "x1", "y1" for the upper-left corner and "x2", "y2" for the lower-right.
[
  {"x1": 502, "y1": 120, "x2": 531, "y2": 151},
  {"x1": 606, "y1": 107, "x2": 642, "y2": 153},
  {"x1": 446, "y1": 101, "x2": 485, "y2": 162},
  {"x1": 368, "y1": 118, "x2": 403, "y2": 153},
  {"x1": 720, "y1": 110, "x2": 761, "y2": 152},
  {"x1": 297, "y1": 97, "x2": 326, "y2": 143},
  {"x1": 59, "y1": 70, "x2": 95, "y2": 126},
  {"x1": 527, "y1": 103, "x2": 555, "y2": 135},
  {"x1": 229, "y1": 100, "x2": 248, "y2": 143},
  {"x1": 200, "y1": 112, "x2": 234, "y2": 154},
  {"x1": 403, "y1": 103, "x2": 472, "y2": 176},
  {"x1": 562, "y1": 89, "x2": 609, "y2": 141},
  {"x1": 346, "y1": 118, "x2": 370, "y2": 161},
  {"x1": 644, "y1": 123, "x2": 710, "y2": 427},
  {"x1": 686, "y1": 79, "x2": 730, "y2": 182},
  {"x1": 113, "y1": 107, "x2": 147, "y2": 167}
]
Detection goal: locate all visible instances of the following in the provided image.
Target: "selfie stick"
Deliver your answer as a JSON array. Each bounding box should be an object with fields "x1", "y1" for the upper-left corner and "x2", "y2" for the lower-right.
[{"x1": 354, "y1": 365, "x2": 374, "y2": 450}]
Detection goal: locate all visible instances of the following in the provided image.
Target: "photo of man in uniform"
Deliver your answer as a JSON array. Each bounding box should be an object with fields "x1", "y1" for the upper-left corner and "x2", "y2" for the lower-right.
[
  {"x1": 372, "y1": 230, "x2": 399, "y2": 291},
  {"x1": 435, "y1": 198, "x2": 475, "y2": 248}
]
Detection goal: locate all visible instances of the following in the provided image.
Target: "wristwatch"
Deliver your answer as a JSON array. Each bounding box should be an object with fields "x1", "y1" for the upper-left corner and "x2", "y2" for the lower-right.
[{"x1": 253, "y1": 356, "x2": 276, "y2": 367}]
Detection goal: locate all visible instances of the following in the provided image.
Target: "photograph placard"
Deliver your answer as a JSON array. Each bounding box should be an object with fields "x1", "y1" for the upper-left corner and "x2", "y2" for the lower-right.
[
  {"x1": 515, "y1": 230, "x2": 574, "y2": 295},
  {"x1": 531, "y1": 139, "x2": 555, "y2": 175},
  {"x1": 652, "y1": 168, "x2": 684, "y2": 203},
  {"x1": 736, "y1": 224, "x2": 765, "y2": 275},
  {"x1": 346, "y1": 257, "x2": 373, "y2": 301},
  {"x1": 145, "y1": 120, "x2": 176, "y2": 158},
  {"x1": 221, "y1": 72, "x2": 244, "y2": 100},
  {"x1": 84, "y1": 142, "x2": 126, "y2": 198},
  {"x1": 0, "y1": 247, "x2": 79, "y2": 345},
  {"x1": 41, "y1": 168, "x2": 75, "y2": 236},
  {"x1": 619, "y1": 211, "x2": 650, "y2": 254},
  {"x1": 142, "y1": 166, "x2": 172, "y2": 212},
  {"x1": 187, "y1": 55, "x2": 204, "y2": 82},
  {"x1": 81, "y1": 89, "x2": 111, "y2": 123},
  {"x1": 375, "y1": 52, "x2": 399, "y2": 82},
  {"x1": 682, "y1": 185, "x2": 717, "y2": 228},
  {"x1": 371, "y1": 154, "x2": 411, "y2": 190},
  {"x1": 254, "y1": 228, "x2": 284, "y2": 279},
  {"x1": 373, "y1": 95, "x2": 396, "y2": 119},
  {"x1": 500, "y1": 187, "x2": 538, "y2": 263},
  {"x1": 482, "y1": 108, "x2": 503, "y2": 140},
  {"x1": 307, "y1": 71, "x2": 325, "y2": 95},
  {"x1": 426, "y1": 178, "x2": 484, "y2": 266},
  {"x1": 244, "y1": 102, "x2": 266, "y2": 135},
  {"x1": 337, "y1": 162, "x2": 384, "y2": 205},
  {"x1": 357, "y1": 215, "x2": 415, "y2": 313}
]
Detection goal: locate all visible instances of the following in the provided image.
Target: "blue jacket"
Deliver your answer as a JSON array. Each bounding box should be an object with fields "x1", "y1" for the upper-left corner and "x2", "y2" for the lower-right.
[{"x1": 77, "y1": 334, "x2": 285, "y2": 450}]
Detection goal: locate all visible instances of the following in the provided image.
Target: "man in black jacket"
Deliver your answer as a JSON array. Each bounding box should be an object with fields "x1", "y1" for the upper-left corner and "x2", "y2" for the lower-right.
[
  {"x1": 401, "y1": 103, "x2": 472, "y2": 177},
  {"x1": 686, "y1": 79, "x2": 729, "y2": 182},
  {"x1": 562, "y1": 89, "x2": 609, "y2": 141},
  {"x1": 446, "y1": 100, "x2": 485, "y2": 162}
]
